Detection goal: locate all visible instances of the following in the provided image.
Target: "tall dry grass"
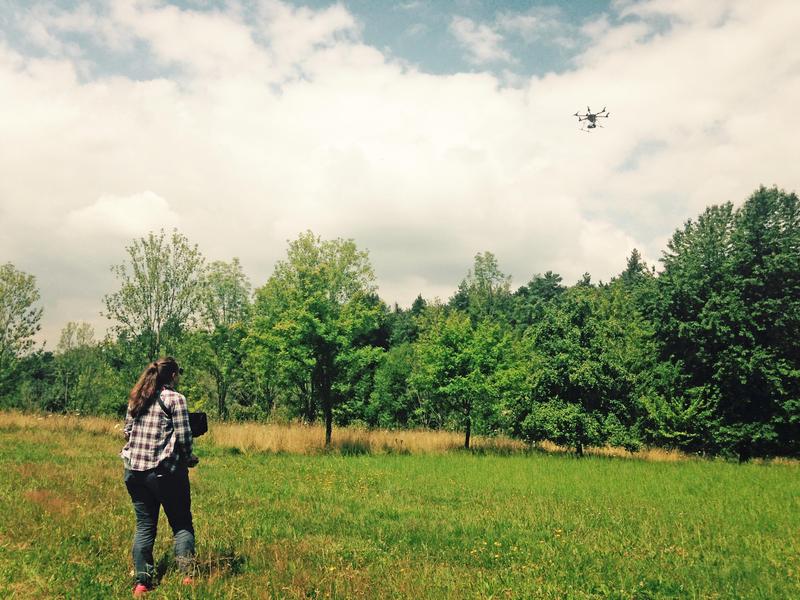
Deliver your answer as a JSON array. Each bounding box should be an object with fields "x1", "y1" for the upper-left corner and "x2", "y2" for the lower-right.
[
  {"x1": 0, "y1": 411, "x2": 121, "y2": 436},
  {"x1": 209, "y1": 421, "x2": 527, "y2": 455},
  {"x1": 1, "y1": 410, "x2": 796, "y2": 464},
  {"x1": 535, "y1": 439, "x2": 691, "y2": 463}
]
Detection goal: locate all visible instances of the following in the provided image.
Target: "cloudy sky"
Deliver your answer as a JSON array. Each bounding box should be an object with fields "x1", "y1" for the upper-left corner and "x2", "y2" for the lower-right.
[{"x1": 1, "y1": 0, "x2": 799, "y2": 345}]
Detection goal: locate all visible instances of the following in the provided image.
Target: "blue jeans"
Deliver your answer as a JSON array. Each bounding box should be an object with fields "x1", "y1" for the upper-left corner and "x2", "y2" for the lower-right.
[{"x1": 124, "y1": 466, "x2": 195, "y2": 586}]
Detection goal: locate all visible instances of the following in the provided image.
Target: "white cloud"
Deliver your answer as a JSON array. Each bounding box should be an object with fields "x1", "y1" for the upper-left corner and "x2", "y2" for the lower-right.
[
  {"x1": 256, "y1": 0, "x2": 359, "y2": 73},
  {"x1": 617, "y1": 0, "x2": 736, "y2": 26},
  {"x1": 404, "y1": 23, "x2": 428, "y2": 38},
  {"x1": 108, "y1": 0, "x2": 271, "y2": 77},
  {"x1": 495, "y1": 6, "x2": 570, "y2": 44},
  {"x1": 13, "y1": 2, "x2": 135, "y2": 55},
  {"x1": 65, "y1": 191, "x2": 181, "y2": 238},
  {"x1": 449, "y1": 16, "x2": 514, "y2": 65},
  {"x1": 396, "y1": 2, "x2": 423, "y2": 11},
  {"x1": 1, "y1": 0, "x2": 799, "y2": 344}
]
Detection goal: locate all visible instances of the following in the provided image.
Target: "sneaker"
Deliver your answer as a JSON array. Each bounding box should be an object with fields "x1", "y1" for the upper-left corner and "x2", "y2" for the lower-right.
[{"x1": 133, "y1": 584, "x2": 151, "y2": 596}]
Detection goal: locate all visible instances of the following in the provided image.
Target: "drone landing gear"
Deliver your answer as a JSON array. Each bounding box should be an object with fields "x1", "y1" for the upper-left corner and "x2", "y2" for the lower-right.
[{"x1": 574, "y1": 106, "x2": 610, "y2": 132}]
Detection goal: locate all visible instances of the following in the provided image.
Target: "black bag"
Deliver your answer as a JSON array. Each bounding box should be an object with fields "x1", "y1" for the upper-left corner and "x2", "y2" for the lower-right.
[
  {"x1": 188, "y1": 412, "x2": 208, "y2": 437},
  {"x1": 156, "y1": 393, "x2": 208, "y2": 437}
]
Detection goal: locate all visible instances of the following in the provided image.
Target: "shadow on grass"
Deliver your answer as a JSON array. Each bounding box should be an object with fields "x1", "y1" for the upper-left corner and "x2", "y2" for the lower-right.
[
  {"x1": 194, "y1": 545, "x2": 247, "y2": 578},
  {"x1": 337, "y1": 439, "x2": 371, "y2": 456},
  {"x1": 155, "y1": 545, "x2": 246, "y2": 583},
  {"x1": 445, "y1": 443, "x2": 534, "y2": 457}
]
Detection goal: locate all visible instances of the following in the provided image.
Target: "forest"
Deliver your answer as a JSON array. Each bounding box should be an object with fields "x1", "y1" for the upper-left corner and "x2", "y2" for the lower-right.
[{"x1": 1, "y1": 186, "x2": 798, "y2": 461}]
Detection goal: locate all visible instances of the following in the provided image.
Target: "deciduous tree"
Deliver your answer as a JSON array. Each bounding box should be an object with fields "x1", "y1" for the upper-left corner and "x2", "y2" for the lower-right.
[
  {"x1": 250, "y1": 231, "x2": 381, "y2": 445},
  {"x1": 0, "y1": 263, "x2": 42, "y2": 395},
  {"x1": 193, "y1": 258, "x2": 252, "y2": 418},
  {"x1": 103, "y1": 230, "x2": 205, "y2": 361}
]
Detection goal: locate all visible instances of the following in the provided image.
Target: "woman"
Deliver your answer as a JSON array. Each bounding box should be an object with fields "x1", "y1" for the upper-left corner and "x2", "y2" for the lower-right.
[{"x1": 121, "y1": 357, "x2": 198, "y2": 596}]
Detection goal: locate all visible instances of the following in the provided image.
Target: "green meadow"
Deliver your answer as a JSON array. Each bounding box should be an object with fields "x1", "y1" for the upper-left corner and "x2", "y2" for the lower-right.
[{"x1": 1, "y1": 421, "x2": 798, "y2": 599}]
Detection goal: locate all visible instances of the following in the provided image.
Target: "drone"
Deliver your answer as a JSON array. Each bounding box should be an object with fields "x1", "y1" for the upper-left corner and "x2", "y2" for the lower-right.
[{"x1": 574, "y1": 106, "x2": 610, "y2": 131}]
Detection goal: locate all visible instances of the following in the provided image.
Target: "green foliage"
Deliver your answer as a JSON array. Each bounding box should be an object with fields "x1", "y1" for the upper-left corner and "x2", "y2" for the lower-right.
[
  {"x1": 522, "y1": 400, "x2": 603, "y2": 450},
  {"x1": 248, "y1": 231, "x2": 382, "y2": 444},
  {"x1": 190, "y1": 259, "x2": 253, "y2": 418},
  {"x1": 333, "y1": 344, "x2": 385, "y2": 426},
  {"x1": 227, "y1": 401, "x2": 267, "y2": 422},
  {"x1": 511, "y1": 270, "x2": 565, "y2": 329},
  {"x1": 3, "y1": 351, "x2": 58, "y2": 411},
  {"x1": 449, "y1": 251, "x2": 513, "y2": 325},
  {"x1": 411, "y1": 307, "x2": 516, "y2": 447},
  {"x1": 369, "y1": 343, "x2": 417, "y2": 428},
  {"x1": 52, "y1": 322, "x2": 126, "y2": 415},
  {"x1": 385, "y1": 303, "x2": 420, "y2": 346},
  {"x1": 515, "y1": 282, "x2": 653, "y2": 454},
  {"x1": 0, "y1": 263, "x2": 43, "y2": 396},
  {"x1": 652, "y1": 187, "x2": 800, "y2": 458},
  {"x1": 103, "y1": 229, "x2": 206, "y2": 362}
]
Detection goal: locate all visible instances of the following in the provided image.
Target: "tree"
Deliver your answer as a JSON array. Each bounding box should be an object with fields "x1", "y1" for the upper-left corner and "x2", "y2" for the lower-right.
[
  {"x1": 650, "y1": 203, "x2": 736, "y2": 453},
  {"x1": 411, "y1": 308, "x2": 513, "y2": 448},
  {"x1": 249, "y1": 231, "x2": 381, "y2": 446},
  {"x1": 53, "y1": 323, "x2": 124, "y2": 415},
  {"x1": 103, "y1": 230, "x2": 206, "y2": 361},
  {"x1": 240, "y1": 323, "x2": 285, "y2": 420},
  {"x1": 722, "y1": 187, "x2": 800, "y2": 458},
  {"x1": 385, "y1": 304, "x2": 418, "y2": 346},
  {"x1": 518, "y1": 283, "x2": 652, "y2": 455},
  {"x1": 619, "y1": 249, "x2": 653, "y2": 287},
  {"x1": 200, "y1": 258, "x2": 251, "y2": 330},
  {"x1": 193, "y1": 258, "x2": 252, "y2": 418},
  {"x1": 449, "y1": 252, "x2": 513, "y2": 325},
  {"x1": 512, "y1": 271, "x2": 565, "y2": 329},
  {"x1": 0, "y1": 263, "x2": 43, "y2": 395},
  {"x1": 369, "y1": 342, "x2": 417, "y2": 428},
  {"x1": 650, "y1": 188, "x2": 800, "y2": 459},
  {"x1": 6, "y1": 350, "x2": 57, "y2": 411},
  {"x1": 54, "y1": 321, "x2": 94, "y2": 411}
]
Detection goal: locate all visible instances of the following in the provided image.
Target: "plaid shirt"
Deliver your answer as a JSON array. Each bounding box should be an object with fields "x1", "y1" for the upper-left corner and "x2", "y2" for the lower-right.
[{"x1": 121, "y1": 386, "x2": 193, "y2": 474}]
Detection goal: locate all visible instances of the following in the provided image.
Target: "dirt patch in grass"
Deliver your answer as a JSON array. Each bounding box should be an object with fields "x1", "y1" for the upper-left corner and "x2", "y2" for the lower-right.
[
  {"x1": 11, "y1": 461, "x2": 65, "y2": 481},
  {"x1": 23, "y1": 489, "x2": 75, "y2": 517}
]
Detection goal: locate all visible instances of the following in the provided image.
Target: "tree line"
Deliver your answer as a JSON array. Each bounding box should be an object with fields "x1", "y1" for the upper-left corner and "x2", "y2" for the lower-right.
[{"x1": 1, "y1": 186, "x2": 797, "y2": 460}]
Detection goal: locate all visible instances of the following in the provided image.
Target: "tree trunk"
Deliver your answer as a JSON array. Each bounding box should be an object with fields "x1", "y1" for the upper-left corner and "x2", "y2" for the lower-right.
[
  {"x1": 575, "y1": 415, "x2": 585, "y2": 457},
  {"x1": 737, "y1": 441, "x2": 752, "y2": 463},
  {"x1": 313, "y1": 355, "x2": 334, "y2": 446},
  {"x1": 217, "y1": 379, "x2": 227, "y2": 419},
  {"x1": 324, "y1": 401, "x2": 333, "y2": 447},
  {"x1": 150, "y1": 329, "x2": 159, "y2": 362},
  {"x1": 304, "y1": 374, "x2": 316, "y2": 423},
  {"x1": 322, "y1": 378, "x2": 333, "y2": 447},
  {"x1": 464, "y1": 415, "x2": 471, "y2": 449},
  {"x1": 319, "y1": 373, "x2": 333, "y2": 448}
]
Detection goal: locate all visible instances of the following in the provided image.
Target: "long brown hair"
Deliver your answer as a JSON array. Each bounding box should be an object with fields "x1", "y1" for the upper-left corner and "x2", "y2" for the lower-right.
[{"x1": 128, "y1": 357, "x2": 181, "y2": 417}]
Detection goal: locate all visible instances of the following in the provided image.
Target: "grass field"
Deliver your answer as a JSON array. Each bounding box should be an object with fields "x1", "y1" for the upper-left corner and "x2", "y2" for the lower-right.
[{"x1": 0, "y1": 414, "x2": 798, "y2": 599}]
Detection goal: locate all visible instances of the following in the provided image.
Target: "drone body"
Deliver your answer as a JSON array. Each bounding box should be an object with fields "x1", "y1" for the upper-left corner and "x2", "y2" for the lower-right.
[{"x1": 574, "y1": 106, "x2": 610, "y2": 131}]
